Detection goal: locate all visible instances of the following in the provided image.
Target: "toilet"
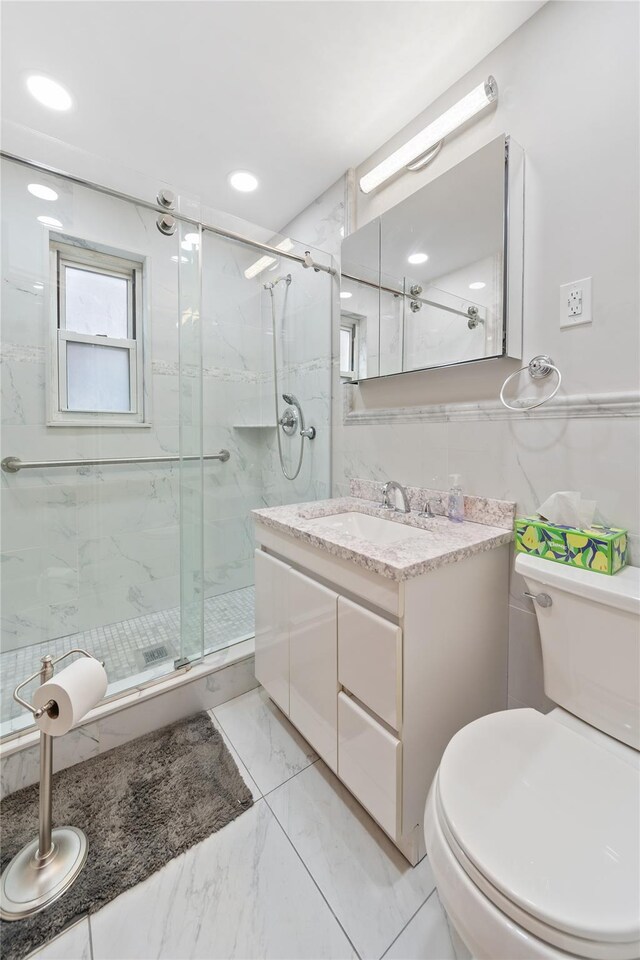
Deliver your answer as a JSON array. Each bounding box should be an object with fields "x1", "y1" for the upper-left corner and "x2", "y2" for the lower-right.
[{"x1": 425, "y1": 552, "x2": 640, "y2": 960}]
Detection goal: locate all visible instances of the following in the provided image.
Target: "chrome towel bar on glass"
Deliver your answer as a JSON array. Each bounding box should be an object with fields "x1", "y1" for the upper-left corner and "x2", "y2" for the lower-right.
[
  {"x1": 1, "y1": 451, "x2": 230, "y2": 473},
  {"x1": 499, "y1": 355, "x2": 562, "y2": 412}
]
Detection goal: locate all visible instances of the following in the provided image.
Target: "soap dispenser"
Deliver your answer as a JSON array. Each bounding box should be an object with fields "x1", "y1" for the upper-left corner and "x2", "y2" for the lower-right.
[{"x1": 448, "y1": 474, "x2": 465, "y2": 523}]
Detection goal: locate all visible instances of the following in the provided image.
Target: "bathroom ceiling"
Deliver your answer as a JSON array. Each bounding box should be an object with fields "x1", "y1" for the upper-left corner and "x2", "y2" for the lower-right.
[{"x1": 1, "y1": 1, "x2": 543, "y2": 230}]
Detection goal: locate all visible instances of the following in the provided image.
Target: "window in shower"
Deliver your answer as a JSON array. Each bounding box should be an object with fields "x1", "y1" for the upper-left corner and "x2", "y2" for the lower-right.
[{"x1": 48, "y1": 240, "x2": 148, "y2": 426}]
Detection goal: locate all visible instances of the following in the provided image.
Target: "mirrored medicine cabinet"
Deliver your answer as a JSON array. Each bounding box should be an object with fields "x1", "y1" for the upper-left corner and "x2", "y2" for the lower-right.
[{"x1": 340, "y1": 134, "x2": 524, "y2": 382}]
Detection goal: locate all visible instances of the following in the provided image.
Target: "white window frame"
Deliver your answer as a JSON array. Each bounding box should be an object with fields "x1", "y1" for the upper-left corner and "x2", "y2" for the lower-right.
[
  {"x1": 340, "y1": 313, "x2": 360, "y2": 380},
  {"x1": 48, "y1": 239, "x2": 148, "y2": 427}
]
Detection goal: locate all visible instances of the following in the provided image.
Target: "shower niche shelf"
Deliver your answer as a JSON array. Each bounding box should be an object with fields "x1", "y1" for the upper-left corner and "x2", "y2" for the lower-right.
[{"x1": 233, "y1": 423, "x2": 277, "y2": 430}]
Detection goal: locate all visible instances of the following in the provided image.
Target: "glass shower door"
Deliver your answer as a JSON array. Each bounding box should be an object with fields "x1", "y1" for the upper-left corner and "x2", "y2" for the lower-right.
[
  {"x1": 177, "y1": 220, "x2": 204, "y2": 666},
  {"x1": 198, "y1": 220, "x2": 334, "y2": 657},
  {"x1": 0, "y1": 156, "x2": 204, "y2": 737}
]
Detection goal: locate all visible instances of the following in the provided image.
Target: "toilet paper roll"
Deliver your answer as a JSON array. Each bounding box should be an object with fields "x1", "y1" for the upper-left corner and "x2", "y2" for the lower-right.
[{"x1": 32, "y1": 657, "x2": 108, "y2": 736}]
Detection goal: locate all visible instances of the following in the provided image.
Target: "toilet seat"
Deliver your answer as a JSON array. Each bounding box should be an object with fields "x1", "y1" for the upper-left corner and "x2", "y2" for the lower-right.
[{"x1": 432, "y1": 709, "x2": 640, "y2": 960}]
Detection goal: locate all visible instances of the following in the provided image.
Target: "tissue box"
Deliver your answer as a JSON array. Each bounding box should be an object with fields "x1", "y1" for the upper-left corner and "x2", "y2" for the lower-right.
[{"x1": 515, "y1": 516, "x2": 628, "y2": 575}]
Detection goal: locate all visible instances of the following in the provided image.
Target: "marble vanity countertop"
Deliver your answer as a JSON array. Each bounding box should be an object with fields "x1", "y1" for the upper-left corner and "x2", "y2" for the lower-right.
[{"x1": 252, "y1": 497, "x2": 514, "y2": 582}]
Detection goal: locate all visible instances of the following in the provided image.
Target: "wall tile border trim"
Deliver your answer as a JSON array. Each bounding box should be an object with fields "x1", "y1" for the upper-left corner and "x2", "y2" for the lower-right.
[{"x1": 343, "y1": 388, "x2": 640, "y2": 425}]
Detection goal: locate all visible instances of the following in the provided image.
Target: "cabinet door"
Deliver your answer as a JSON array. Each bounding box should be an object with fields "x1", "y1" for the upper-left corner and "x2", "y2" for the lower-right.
[
  {"x1": 338, "y1": 596, "x2": 402, "y2": 730},
  {"x1": 289, "y1": 568, "x2": 338, "y2": 771},
  {"x1": 254, "y1": 549, "x2": 290, "y2": 715}
]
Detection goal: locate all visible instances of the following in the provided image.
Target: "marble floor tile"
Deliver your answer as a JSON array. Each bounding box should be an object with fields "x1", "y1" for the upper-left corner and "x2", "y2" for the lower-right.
[
  {"x1": 89, "y1": 798, "x2": 356, "y2": 960},
  {"x1": 382, "y1": 893, "x2": 456, "y2": 960},
  {"x1": 26, "y1": 917, "x2": 91, "y2": 960},
  {"x1": 212, "y1": 687, "x2": 317, "y2": 795},
  {"x1": 206, "y1": 709, "x2": 261, "y2": 800},
  {"x1": 267, "y1": 761, "x2": 436, "y2": 960}
]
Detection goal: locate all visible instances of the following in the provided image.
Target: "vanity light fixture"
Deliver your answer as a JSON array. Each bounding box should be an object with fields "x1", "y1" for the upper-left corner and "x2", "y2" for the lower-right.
[
  {"x1": 244, "y1": 238, "x2": 294, "y2": 279},
  {"x1": 26, "y1": 75, "x2": 73, "y2": 111},
  {"x1": 28, "y1": 183, "x2": 58, "y2": 201},
  {"x1": 229, "y1": 170, "x2": 258, "y2": 193},
  {"x1": 408, "y1": 252, "x2": 428, "y2": 265},
  {"x1": 359, "y1": 76, "x2": 498, "y2": 194},
  {"x1": 469, "y1": 281, "x2": 486, "y2": 290}
]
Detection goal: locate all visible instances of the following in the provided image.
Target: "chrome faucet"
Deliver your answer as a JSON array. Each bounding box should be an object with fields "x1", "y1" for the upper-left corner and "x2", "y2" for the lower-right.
[
  {"x1": 422, "y1": 496, "x2": 444, "y2": 518},
  {"x1": 381, "y1": 480, "x2": 411, "y2": 514}
]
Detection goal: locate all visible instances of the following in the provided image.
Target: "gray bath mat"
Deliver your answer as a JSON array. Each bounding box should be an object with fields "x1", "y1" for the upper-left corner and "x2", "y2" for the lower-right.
[{"x1": 1, "y1": 712, "x2": 253, "y2": 960}]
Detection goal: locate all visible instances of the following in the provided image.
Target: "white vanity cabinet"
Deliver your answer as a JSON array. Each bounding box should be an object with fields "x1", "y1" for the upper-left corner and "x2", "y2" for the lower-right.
[
  {"x1": 289, "y1": 569, "x2": 338, "y2": 772},
  {"x1": 254, "y1": 525, "x2": 509, "y2": 865},
  {"x1": 255, "y1": 550, "x2": 339, "y2": 771}
]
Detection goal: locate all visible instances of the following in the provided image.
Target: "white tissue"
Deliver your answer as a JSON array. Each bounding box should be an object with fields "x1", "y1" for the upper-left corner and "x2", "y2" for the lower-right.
[
  {"x1": 32, "y1": 657, "x2": 108, "y2": 737},
  {"x1": 537, "y1": 491, "x2": 596, "y2": 529}
]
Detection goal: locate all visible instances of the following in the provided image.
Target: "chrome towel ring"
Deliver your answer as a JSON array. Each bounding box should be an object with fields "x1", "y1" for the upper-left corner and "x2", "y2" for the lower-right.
[{"x1": 499, "y1": 355, "x2": 562, "y2": 411}]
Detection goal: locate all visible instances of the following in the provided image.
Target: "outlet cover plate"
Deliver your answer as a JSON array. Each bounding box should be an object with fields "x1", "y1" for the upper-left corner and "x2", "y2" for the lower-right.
[{"x1": 560, "y1": 277, "x2": 592, "y2": 329}]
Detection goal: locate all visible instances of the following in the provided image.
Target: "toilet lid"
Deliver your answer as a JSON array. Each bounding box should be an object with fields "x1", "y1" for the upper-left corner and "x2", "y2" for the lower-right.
[{"x1": 437, "y1": 709, "x2": 640, "y2": 949}]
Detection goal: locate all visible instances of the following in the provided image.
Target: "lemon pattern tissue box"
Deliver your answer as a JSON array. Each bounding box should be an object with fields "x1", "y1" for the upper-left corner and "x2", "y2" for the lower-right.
[{"x1": 515, "y1": 516, "x2": 628, "y2": 575}]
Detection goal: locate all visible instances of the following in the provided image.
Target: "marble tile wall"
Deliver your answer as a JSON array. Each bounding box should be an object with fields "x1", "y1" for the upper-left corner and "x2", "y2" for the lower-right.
[
  {"x1": 1, "y1": 159, "x2": 187, "y2": 656},
  {"x1": 1, "y1": 161, "x2": 333, "y2": 670},
  {"x1": 199, "y1": 231, "x2": 334, "y2": 600}
]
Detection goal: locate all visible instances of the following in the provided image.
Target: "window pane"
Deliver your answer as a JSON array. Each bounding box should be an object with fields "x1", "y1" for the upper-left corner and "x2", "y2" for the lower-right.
[
  {"x1": 340, "y1": 328, "x2": 352, "y2": 372},
  {"x1": 66, "y1": 341, "x2": 131, "y2": 412},
  {"x1": 64, "y1": 266, "x2": 129, "y2": 338}
]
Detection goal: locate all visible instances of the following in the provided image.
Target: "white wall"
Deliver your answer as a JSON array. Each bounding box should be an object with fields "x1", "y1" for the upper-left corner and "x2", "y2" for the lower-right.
[{"x1": 290, "y1": 1, "x2": 640, "y2": 714}]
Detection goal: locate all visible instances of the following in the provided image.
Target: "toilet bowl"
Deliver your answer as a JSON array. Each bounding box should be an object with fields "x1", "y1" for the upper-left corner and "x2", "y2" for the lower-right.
[{"x1": 424, "y1": 554, "x2": 640, "y2": 960}]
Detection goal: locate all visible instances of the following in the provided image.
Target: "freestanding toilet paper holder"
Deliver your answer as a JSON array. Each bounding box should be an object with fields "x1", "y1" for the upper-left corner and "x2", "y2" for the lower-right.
[{"x1": 0, "y1": 648, "x2": 104, "y2": 920}]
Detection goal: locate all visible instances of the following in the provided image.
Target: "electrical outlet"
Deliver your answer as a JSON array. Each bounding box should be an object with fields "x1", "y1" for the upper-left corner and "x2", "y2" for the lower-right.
[
  {"x1": 560, "y1": 277, "x2": 592, "y2": 329},
  {"x1": 568, "y1": 288, "x2": 582, "y2": 316}
]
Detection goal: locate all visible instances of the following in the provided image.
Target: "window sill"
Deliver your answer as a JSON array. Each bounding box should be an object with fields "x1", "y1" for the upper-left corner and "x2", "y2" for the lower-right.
[{"x1": 46, "y1": 419, "x2": 153, "y2": 428}]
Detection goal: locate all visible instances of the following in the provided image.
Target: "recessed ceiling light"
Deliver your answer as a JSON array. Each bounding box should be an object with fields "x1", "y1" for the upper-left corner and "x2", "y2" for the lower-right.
[
  {"x1": 469, "y1": 281, "x2": 486, "y2": 290},
  {"x1": 407, "y1": 252, "x2": 428, "y2": 265},
  {"x1": 37, "y1": 215, "x2": 62, "y2": 228},
  {"x1": 229, "y1": 170, "x2": 258, "y2": 193},
  {"x1": 340, "y1": 291, "x2": 353, "y2": 299},
  {"x1": 33, "y1": 282, "x2": 44, "y2": 290},
  {"x1": 26, "y1": 75, "x2": 72, "y2": 111},
  {"x1": 28, "y1": 183, "x2": 58, "y2": 201}
]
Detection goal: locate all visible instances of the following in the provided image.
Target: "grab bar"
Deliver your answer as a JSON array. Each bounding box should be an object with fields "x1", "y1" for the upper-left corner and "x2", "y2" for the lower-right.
[{"x1": 1, "y1": 451, "x2": 230, "y2": 473}]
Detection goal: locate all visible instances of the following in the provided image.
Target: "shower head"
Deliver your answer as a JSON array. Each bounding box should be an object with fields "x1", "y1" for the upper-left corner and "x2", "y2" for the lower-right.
[
  {"x1": 263, "y1": 274, "x2": 292, "y2": 291},
  {"x1": 282, "y1": 393, "x2": 298, "y2": 406}
]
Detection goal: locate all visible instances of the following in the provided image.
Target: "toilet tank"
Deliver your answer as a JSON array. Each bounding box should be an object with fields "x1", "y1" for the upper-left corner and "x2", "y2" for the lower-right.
[{"x1": 515, "y1": 553, "x2": 640, "y2": 750}]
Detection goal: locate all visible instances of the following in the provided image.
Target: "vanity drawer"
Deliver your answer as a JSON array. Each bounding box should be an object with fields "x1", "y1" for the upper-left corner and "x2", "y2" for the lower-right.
[
  {"x1": 338, "y1": 692, "x2": 401, "y2": 840},
  {"x1": 338, "y1": 596, "x2": 402, "y2": 730}
]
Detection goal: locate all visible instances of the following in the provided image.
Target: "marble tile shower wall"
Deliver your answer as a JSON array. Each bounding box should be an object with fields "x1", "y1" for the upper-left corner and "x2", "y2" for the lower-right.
[
  {"x1": 1, "y1": 161, "x2": 332, "y2": 658},
  {"x1": 200, "y1": 234, "x2": 332, "y2": 602},
  {"x1": 1, "y1": 160, "x2": 188, "y2": 654}
]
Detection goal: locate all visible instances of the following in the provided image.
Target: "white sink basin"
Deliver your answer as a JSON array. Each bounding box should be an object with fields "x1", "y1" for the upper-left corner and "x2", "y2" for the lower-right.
[{"x1": 307, "y1": 511, "x2": 430, "y2": 546}]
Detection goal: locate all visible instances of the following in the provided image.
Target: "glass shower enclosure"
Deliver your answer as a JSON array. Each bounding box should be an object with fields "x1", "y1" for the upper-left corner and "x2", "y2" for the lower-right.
[{"x1": 0, "y1": 153, "x2": 333, "y2": 739}]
